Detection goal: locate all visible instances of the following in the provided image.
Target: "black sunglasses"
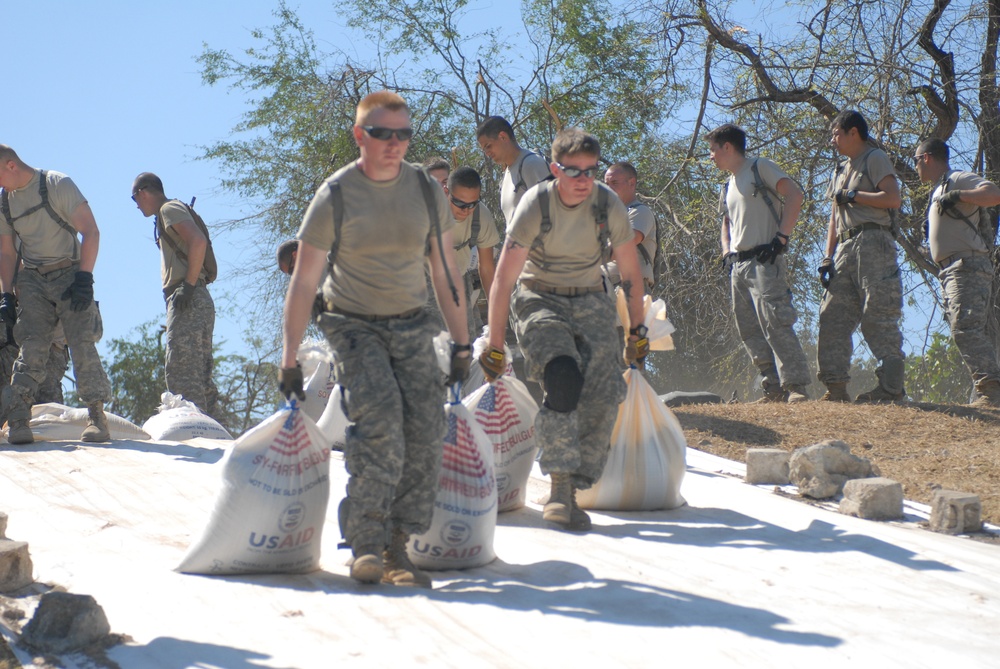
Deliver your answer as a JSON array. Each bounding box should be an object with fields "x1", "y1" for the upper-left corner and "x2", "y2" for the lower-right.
[
  {"x1": 362, "y1": 126, "x2": 414, "y2": 141},
  {"x1": 557, "y1": 163, "x2": 599, "y2": 179},
  {"x1": 450, "y1": 196, "x2": 479, "y2": 210},
  {"x1": 131, "y1": 187, "x2": 146, "y2": 202}
]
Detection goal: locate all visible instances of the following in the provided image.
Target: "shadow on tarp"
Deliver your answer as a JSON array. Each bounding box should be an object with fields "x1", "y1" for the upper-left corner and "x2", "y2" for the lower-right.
[
  {"x1": 595, "y1": 501, "x2": 958, "y2": 573},
  {"x1": 108, "y1": 636, "x2": 298, "y2": 669},
  {"x1": 433, "y1": 559, "x2": 841, "y2": 647},
  {"x1": 0, "y1": 438, "x2": 224, "y2": 464}
]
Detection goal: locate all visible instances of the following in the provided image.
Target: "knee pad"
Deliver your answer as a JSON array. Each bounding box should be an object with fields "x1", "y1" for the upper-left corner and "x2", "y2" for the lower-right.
[{"x1": 542, "y1": 355, "x2": 584, "y2": 413}]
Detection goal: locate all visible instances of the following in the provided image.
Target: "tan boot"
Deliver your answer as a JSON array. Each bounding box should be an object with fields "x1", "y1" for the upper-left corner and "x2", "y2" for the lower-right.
[
  {"x1": 382, "y1": 529, "x2": 432, "y2": 588},
  {"x1": 349, "y1": 546, "x2": 384, "y2": 584},
  {"x1": 785, "y1": 385, "x2": 809, "y2": 403},
  {"x1": 820, "y1": 382, "x2": 851, "y2": 403},
  {"x1": 544, "y1": 473, "x2": 591, "y2": 532},
  {"x1": 753, "y1": 382, "x2": 788, "y2": 403},
  {"x1": 81, "y1": 402, "x2": 111, "y2": 443},
  {"x1": 855, "y1": 385, "x2": 905, "y2": 404},
  {"x1": 971, "y1": 379, "x2": 1000, "y2": 408},
  {"x1": 2, "y1": 385, "x2": 34, "y2": 445}
]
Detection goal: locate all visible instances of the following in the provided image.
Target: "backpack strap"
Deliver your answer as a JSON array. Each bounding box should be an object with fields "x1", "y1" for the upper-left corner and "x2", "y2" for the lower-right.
[
  {"x1": 593, "y1": 184, "x2": 612, "y2": 269},
  {"x1": 1, "y1": 190, "x2": 10, "y2": 227},
  {"x1": 858, "y1": 149, "x2": 899, "y2": 238},
  {"x1": 530, "y1": 180, "x2": 555, "y2": 271},
  {"x1": 326, "y1": 179, "x2": 345, "y2": 268},
  {"x1": 515, "y1": 151, "x2": 553, "y2": 194},
  {"x1": 938, "y1": 171, "x2": 990, "y2": 244},
  {"x1": 750, "y1": 159, "x2": 782, "y2": 226},
  {"x1": 415, "y1": 168, "x2": 460, "y2": 307},
  {"x1": 454, "y1": 204, "x2": 481, "y2": 252},
  {"x1": 1, "y1": 170, "x2": 79, "y2": 244},
  {"x1": 156, "y1": 201, "x2": 212, "y2": 280}
]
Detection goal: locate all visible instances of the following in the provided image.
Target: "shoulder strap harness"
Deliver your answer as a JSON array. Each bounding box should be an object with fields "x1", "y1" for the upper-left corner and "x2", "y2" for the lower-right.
[
  {"x1": 1, "y1": 169, "x2": 80, "y2": 242},
  {"x1": 533, "y1": 181, "x2": 611, "y2": 274}
]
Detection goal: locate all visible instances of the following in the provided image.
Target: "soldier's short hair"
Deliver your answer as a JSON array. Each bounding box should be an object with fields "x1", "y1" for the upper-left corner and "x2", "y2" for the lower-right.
[
  {"x1": 276, "y1": 239, "x2": 298, "y2": 273},
  {"x1": 134, "y1": 172, "x2": 164, "y2": 195},
  {"x1": 831, "y1": 110, "x2": 869, "y2": 142},
  {"x1": 551, "y1": 128, "x2": 600, "y2": 163},
  {"x1": 0, "y1": 145, "x2": 21, "y2": 165},
  {"x1": 476, "y1": 116, "x2": 515, "y2": 141},
  {"x1": 705, "y1": 124, "x2": 747, "y2": 154},
  {"x1": 423, "y1": 157, "x2": 451, "y2": 173},
  {"x1": 917, "y1": 138, "x2": 949, "y2": 163},
  {"x1": 356, "y1": 90, "x2": 409, "y2": 126},
  {"x1": 448, "y1": 166, "x2": 482, "y2": 191},
  {"x1": 607, "y1": 161, "x2": 638, "y2": 180}
]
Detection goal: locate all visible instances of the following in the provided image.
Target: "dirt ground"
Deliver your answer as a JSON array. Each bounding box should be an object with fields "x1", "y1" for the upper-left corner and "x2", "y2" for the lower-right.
[{"x1": 673, "y1": 399, "x2": 1000, "y2": 528}]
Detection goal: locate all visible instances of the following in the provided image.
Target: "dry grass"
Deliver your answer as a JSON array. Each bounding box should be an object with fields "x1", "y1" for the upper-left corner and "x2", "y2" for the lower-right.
[{"x1": 673, "y1": 400, "x2": 1000, "y2": 526}]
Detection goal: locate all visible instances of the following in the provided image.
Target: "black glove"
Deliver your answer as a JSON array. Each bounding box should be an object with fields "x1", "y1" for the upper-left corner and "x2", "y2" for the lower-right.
[
  {"x1": 61, "y1": 271, "x2": 94, "y2": 312},
  {"x1": 0, "y1": 292, "x2": 16, "y2": 328},
  {"x1": 755, "y1": 235, "x2": 788, "y2": 265},
  {"x1": 818, "y1": 257, "x2": 835, "y2": 289},
  {"x1": 834, "y1": 189, "x2": 857, "y2": 206},
  {"x1": 938, "y1": 189, "x2": 962, "y2": 211},
  {"x1": 172, "y1": 282, "x2": 196, "y2": 311},
  {"x1": 479, "y1": 346, "x2": 506, "y2": 383},
  {"x1": 448, "y1": 343, "x2": 472, "y2": 385},
  {"x1": 721, "y1": 252, "x2": 737, "y2": 274},
  {"x1": 278, "y1": 365, "x2": 305, "y2": 401}
]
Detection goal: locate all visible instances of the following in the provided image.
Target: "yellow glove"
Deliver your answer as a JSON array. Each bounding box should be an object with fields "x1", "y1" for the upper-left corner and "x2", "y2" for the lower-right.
[{"x1": 479, "y1": 346, "x2": 506, "y2": 383}]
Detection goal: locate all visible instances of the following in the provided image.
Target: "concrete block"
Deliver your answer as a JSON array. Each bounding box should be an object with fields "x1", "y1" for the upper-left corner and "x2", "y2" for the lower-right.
[
  {"x1": 19, "y1": 592, "x2": 111, "y2": 654},
  {"x1": 839, "y1": 477, "x2": 903, "y2": 520},
  {"x1": 789, "y1": 439, "x2": 876, "y2": 499},
  {"x1": 0, "y1": 539, "x2": 33, "y2": 593},
  {"x1": 929, "y1": 490, "x2": 982, "y2": 535},
  {"x1": 0, "y1": 511, "x2": 7, "y2": 538},
  {"x1": 746, "y1": 448, "x2": 790, "y2": 485}
]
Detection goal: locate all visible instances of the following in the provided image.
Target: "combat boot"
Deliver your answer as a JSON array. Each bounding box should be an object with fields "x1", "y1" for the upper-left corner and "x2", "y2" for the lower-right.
[
  {"x1": 382, "y1": 529, "x2": 432, "y2": 589},
  {"x1": 785, "y1": 385, "x2": 809, "y2": 403},
  {"x1": 753, "y1": 388, "x2": 788, "y2": 404},
  {"x1": 543, "y1": 473, "x2": 591, "y2": 532},
  {"x1": 971, "y1": 379, "x2": 1000, "y2": 408},
  {"x1": 820, "y1": 382, "x2": 851, "y2": 403},
  {"x1": 857, "y1": 358, "x2": 905, "y2": 403},
  {"x1": 855, "y1": 385, "x2": 905, "y2": 404},
  {"x1": 349, "y1": 546, "x2": 384, "y2": 584},
  {"x1": 2, "y1": 385, "x2": 34, "y2": 445},
  {"x1": 80, "y1": 402, "x2": 111, "y2": 443}
]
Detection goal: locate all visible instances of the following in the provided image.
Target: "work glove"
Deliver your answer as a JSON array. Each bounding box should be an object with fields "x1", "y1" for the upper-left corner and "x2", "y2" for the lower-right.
[
  {"x1": 448, "y1": 343, "x2": 471, "y2": 385},
  {"x1": 278, "y1": 365, "x2": 305, "y2": 401},
  {"x1": 479, "y1": 345, "x2": 506, "y2": 383},
  {"x1": 834, "y1": 189, "x2": 857, "y2": 206},
  {"x1": 938, "y1": 189, "x2": 962, "y2": 212},
  {"x1": 755, "y1": 235, "x2": 787, "y2": 265},
  {"x1": 172, "y1": 282, "x2": 196, "y2": 311},
  {"x1": 721, "y1": 252, "x2": 736, "y2": 274},
  {"x1": 61, "y1": 271, "x2": 94, "y2": 312},
  {"x1": 818, "y1": 256, "x2": 835, "y2": 289},
  {"x1": 0, "y1": 292, "x2": 16, "y2": 328},
  {"x1": 625, "y1": 329, "x2": 650, "y2": 367}
]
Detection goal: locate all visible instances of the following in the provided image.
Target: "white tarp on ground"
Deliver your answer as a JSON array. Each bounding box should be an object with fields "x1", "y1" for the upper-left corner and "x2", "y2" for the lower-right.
[{"x1": 1, "y1": 437, "x2": 998, "y2": 668}]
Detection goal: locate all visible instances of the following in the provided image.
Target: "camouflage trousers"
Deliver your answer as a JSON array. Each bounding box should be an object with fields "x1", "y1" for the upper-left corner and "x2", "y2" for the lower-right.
[
  {"x1": 318, "y1": 308, "x2": 445, "y2": 552},
  {"x1": 165, "y1": 284, "x2": 218, "y2": 416},
  {"x1": 731, "y1": 255, "x2": 810, "y2": 389},
  {"x1": 0, "y1": 327, "x2": 67, "y2": 404},
  {"x1": 11, "y1": 264, "x2": 110, "y2": 404},
  {"x1": 512, "y1": 284, "x2": 627, "y2": 489},
  {"x1": 817, "y1": 229, "x2": 904, "y2": 391},
  {"x1": 939, "y1": 254, "x2": 1000, "y2": 387}
]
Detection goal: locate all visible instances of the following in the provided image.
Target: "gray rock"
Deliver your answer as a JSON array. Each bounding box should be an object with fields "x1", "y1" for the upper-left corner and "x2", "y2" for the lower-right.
[
  {"x1": 0, "y1": 511, "x2": 7, "y2": 539},
  {"x1": 19, "y1": 592, "x2": 111, "y2": 654},
  {"x1": 839, "y1": 477, "x2": 904, "y2": 520},
  {"x1": 660, "y1": 391, "x2": 723, "y2": 407},
  {"x1": 789, "y1": 439, "x2": 876, "y2": 499},
  {"x1": 0, "y1": 540, "x2": 33, "y2": 593}
]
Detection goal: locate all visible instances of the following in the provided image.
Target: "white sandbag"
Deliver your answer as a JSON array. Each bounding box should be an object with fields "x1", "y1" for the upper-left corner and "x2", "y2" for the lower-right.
[
  {"x1": 177, "y1": 402, "x2": 331, "y2": 574},
  {"x1": 298, "y1": 340, "x2": 337, "y2": 423},
  {"x1": 577, "y1": 368, "x2": 686, "y2": 511},
  {"x1": 464, "y1": 375, "x2": 538, "y2": 512},
  {"x1": 409, "y1": 400, "x2": 497, "y2": 570},
  {"x1": 142, "y1": 392, "x2": 233, "y2": 441},
  {"x1": 316, "y1": 384, "x2": 350, "y2": 451},
  {"x1": 616, "y1": 290, "x2": 676, "y2": 351},
  {"x1": 3, "y1": 402, "x2": 150, "y2": 442}
]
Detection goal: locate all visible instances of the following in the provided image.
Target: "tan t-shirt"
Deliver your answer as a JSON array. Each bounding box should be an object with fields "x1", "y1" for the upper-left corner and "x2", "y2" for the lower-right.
[
  {"x1": 453, "y1": 203, "x2": 500, "y2": 272},
  {"x1": 928, "y1": 170, "x2": 992, "y2": 262},
  {"x1": 501, "y1": 150, "x2": 551, "y2": 222},
  {"x1": 604, "y1": 200, "x2": 656, "y2": 284},
  {"x1": 297, "y1": 161, "x2": 454, "y2": 315},
  {"x1": 826, "y1": 147, "x2": 897, "y2": 235},
  {"x1": 720, "y1": 157, "x2": 788, "y2": 251},
  {"x1": 0, "y1": 169, "x2": 83, "y2": 268},
  {"x1": 507, "y1": 181, "x2": 632, "y2": 288},
  {"x1": 157, "y1": 200, "x2": 201, "y2": 289}
]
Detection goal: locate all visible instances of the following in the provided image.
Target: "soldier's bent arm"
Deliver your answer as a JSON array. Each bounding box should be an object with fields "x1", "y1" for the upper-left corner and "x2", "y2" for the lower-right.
[
  {"x1": 487, "y1": 239, "x2": 529, "y2": 350},
  {"x1": 281, "y1": 241, "x2": 327, "y2": 368},
  {"x1": 428, "y1": 228, "x2": 470, "y2": 347},
  {"x1": 69, "y1": 202, "x2": 100, "y2": 273},
  {"x1": 775, "y1": 177, "x2": 804, "y2": 237},
  {"x1": 720, "y1": 215, "x2": 732, "y2": 254},
  {"x1": 0, "y1": 235, "x2": 16, "y2": 293},
  {"x1": 958, "y1": 181, "x2": 1000, "y2": 208},
  {"x1": 477, "y1": 246, "x2": 497, "y2": 306},
  {"x1": 172, "y1": 219, "x2": 208, "y2": 286},
  {"x1": 853, "y1": 175, "x2": 901, "y2": 210}
]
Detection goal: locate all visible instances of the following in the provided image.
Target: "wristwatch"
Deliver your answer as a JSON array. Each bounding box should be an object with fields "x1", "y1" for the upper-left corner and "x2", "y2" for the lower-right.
[
  {"x1": 846, "y1": 189, "x2": 858, "y2": 202},
  {"x1": 629, "y1": 325, "x2": 648, "y2": 338}
]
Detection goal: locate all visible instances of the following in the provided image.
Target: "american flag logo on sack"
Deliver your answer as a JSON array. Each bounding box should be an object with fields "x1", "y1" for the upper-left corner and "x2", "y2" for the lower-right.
[
  {"x1": 442, "y1": 412, "x2": 488, "y2": 478},
  {"x1": 474, "y1": 384, "x2": 519, "y2": 435},
  {"x1": 272, "y1": 411, "x2": 311, "y2": 456}
]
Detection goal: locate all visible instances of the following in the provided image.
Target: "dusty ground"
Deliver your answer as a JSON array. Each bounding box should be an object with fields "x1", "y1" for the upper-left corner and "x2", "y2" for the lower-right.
[{"x1": 673, "y1": 399, "x2": 1000, "y2": 528}]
